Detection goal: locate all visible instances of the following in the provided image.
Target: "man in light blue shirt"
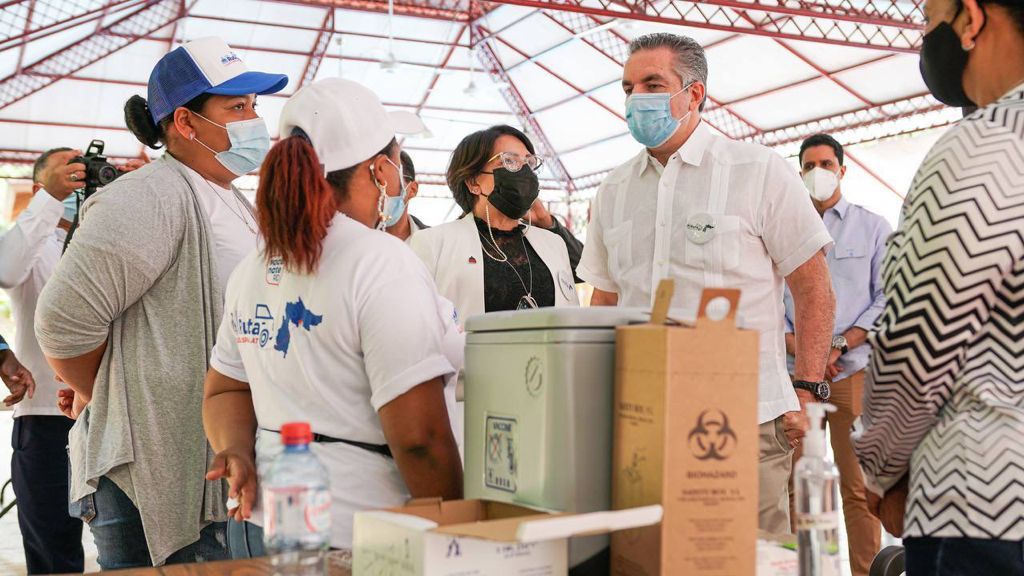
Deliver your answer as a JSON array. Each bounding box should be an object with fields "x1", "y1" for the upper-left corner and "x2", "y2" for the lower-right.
[{"x1": 784, "y1": 134, "x2": 890, "y2": 576}]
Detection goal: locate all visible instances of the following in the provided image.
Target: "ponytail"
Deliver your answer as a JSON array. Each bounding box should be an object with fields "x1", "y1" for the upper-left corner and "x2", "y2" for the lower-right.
[
  {"x1": 123, "y1": 92, "x2": 214, "y2": 150},
  {"x1": 124, "y1": 95, "x2": 163, "y2": 149},
  {"x1": 257, "y1": 135, "x2": 338, "y2": 274}
]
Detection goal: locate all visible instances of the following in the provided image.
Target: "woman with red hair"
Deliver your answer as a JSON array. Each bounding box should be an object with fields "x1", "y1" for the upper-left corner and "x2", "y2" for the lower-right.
[{"x1": 201, "y1": 78, "x2": 463, "y2": 556}]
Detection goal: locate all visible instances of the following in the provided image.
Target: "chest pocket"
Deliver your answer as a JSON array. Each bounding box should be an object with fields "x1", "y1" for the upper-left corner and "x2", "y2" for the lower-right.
[
  {"x1": 831, "y1": 245, "x2": 867, "y2": 282},
  {"x1": 684, "y1": 214, "x2": 742, "y2": 272},
  {"x1": 603, "y1": 220, "x2": 633, "y2": 281}
]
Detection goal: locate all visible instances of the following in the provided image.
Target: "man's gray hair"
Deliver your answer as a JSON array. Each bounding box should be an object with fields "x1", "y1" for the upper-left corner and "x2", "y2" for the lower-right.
[{"x1": 628, "y1": 33, "x2": 708, "y2": 111}]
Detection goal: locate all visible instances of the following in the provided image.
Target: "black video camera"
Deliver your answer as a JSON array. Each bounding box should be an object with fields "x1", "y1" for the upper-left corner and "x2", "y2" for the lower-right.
[{"x1": 69, "y1": 139, "x2": 119, "y2": 199}]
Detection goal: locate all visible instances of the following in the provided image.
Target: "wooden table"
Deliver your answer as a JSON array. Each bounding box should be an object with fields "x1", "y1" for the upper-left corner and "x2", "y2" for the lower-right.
[{"x1": 83, "y1": 556, "x2": 352, "y2": 576}]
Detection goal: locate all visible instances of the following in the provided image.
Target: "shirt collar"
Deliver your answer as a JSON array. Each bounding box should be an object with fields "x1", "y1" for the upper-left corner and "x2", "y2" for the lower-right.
[
  {"x1": 635, "y1": 149, "x2": 658, "y2": 177},
  {"x1": 676, "y1": 120, "x2": 712, "y2": 167},
  {"x1": 829, "y1": 196, "x2": 850, "y2": 220},
  {"x1": 998, "y1": 80, "x2": 1024, "y2": 104},
  {"x1": 635, "y1": 120, "x2": 712, "y2": 176}
]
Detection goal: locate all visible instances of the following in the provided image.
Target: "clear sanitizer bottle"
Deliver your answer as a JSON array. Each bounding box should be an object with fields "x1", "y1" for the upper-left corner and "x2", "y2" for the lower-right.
[{"x1": 795, "y1": 403, "x2": 841, "y2": 576}]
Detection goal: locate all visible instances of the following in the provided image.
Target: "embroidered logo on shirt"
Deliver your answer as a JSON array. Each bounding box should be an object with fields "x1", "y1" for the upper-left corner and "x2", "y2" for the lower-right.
[
  {"x1": 468, "y1": 256, "x2": 477, "y2": 264},
  {"x1": 558, "y1": 270, "x2": 575, "y2": 301},
  {"x1": 273, "y1": 297, "x2": 323, "y2": 357}
]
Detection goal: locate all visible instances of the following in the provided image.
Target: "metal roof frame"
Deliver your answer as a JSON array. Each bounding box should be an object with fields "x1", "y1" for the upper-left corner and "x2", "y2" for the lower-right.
[{"x1": 0, "y1": 0, "x2": 951, "y2": 221}]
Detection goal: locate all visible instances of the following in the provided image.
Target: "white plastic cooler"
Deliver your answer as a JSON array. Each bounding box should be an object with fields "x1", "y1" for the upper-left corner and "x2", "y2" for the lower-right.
[{"x1": 462, "y1": 307, "x2": 647, "y2": 572}]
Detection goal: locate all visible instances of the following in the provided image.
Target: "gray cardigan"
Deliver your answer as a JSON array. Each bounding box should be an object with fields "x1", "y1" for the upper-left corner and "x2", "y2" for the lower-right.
[{"x1": 35, "y1": 155, "x2": 228, "y2": 565}]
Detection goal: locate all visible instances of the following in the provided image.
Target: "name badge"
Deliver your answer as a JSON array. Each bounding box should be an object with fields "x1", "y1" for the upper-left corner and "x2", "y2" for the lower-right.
[{"x1": 686, "y1": 213, "x2": 716, "y2": 245}]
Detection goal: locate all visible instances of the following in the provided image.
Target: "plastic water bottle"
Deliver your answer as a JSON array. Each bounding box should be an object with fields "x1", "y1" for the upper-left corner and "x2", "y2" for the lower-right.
[
  {"x1": 263, "y1": 422, "x2": 331, "y2": 576},
  {"x1": 795, "y1": 403, "x2": 842, "y2": 576}
]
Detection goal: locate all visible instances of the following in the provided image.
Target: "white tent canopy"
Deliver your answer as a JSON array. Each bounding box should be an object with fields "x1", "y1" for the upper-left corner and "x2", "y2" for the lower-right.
[{"x1": 0, "y1": 0, "x2": 960, "y2": 227}]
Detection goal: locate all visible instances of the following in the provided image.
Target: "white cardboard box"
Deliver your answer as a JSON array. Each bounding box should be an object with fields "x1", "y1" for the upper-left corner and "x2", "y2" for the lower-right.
[{"x1": 352, "y1": 499, "x2": 661, "y2": 576}]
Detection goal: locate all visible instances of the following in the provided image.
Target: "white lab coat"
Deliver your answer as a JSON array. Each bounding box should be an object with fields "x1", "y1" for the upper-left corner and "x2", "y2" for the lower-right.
[{"x1": 410, "y1": 214, "x2": 579, "y2": 324}]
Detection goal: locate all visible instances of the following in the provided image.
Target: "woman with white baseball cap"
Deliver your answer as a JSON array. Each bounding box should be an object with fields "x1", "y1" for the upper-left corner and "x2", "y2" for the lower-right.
[
  {"x1": 34, "y1": 37, "x2": 287, "y2": 568},
  {"x1": 202, "y1": 77, "x2": 464, "y2": 555}
]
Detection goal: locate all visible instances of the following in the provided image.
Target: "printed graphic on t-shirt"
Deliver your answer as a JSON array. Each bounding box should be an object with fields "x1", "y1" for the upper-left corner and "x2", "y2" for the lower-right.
[
  {"x1": 232, "y1": 304, "x2": 275, "y2": 348},
  {"x1": 266, "y1": 257, "x2": 283, "y2": 285},
  {"x1": 273, "y1": 297, "x2": 323, "y2": 357}
]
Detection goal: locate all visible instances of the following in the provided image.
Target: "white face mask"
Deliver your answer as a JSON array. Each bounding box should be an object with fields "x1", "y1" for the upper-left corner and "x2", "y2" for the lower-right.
[{"x1": 803, "y1": 167, "x2": 840, "y2": 202}]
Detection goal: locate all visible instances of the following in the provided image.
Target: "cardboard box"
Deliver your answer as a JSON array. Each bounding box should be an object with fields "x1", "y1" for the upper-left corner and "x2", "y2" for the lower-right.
[
  {"x1": 612, "y1": 283, "x2": 760, "y2": 575},
  {"x1": 353, "y1": 499, "x2": 662, "y2": 576}
]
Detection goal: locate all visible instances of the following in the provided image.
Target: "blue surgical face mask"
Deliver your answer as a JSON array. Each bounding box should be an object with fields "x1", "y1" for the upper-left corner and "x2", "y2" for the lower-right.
[
  {"x1": 374, "y1": 157, "x2": 409, "y2": 230},
  {"x1": 625, "y1": 84, "x2": 693, "y2": 148},
  {"x1": 192, "y1": 113, "x2": 271, "y2": 176},
  {"x1": 62, "y1": 193, "x2": 79, "y2": 222}
]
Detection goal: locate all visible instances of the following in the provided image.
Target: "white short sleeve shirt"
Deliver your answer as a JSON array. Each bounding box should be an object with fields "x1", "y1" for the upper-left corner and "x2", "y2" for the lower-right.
[
  {"x1": 210, "y1": 213, "x2": 457, "y2": 548},
  {"x1": 579, "y1": 122, "x2": 833, "y2": 423}
]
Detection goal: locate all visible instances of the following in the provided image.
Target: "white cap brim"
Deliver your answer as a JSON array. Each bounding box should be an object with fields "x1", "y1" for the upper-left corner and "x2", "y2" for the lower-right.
[{"x1": 390, "y1": 110, "x2": 427, "y2": 135}]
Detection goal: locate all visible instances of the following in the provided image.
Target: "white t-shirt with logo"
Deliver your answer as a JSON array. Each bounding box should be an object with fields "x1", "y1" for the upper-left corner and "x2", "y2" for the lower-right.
[{"x1": 210, "y1": 212, "x2": 458, "y2": 549}]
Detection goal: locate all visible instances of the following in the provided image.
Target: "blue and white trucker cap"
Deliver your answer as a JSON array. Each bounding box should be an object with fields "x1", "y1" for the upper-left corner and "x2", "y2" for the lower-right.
[{"x1": 147, "y1": 37, "x2": 288, "y2": 124}]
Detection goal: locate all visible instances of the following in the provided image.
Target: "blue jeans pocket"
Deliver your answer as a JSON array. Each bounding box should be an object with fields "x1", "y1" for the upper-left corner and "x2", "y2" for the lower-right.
[{"x1": 68, "y1": 493, "x2": 96, "y2": 524}]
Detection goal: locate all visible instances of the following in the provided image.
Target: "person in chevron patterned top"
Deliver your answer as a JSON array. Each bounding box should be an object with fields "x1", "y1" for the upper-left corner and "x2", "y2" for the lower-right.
[{"x1": 851, "y1": 0, "x2": 1024, "y2": 573}]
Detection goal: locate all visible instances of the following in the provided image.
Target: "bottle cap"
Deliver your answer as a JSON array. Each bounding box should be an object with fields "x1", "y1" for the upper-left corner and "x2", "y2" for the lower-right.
[{"x1": 280, "y1": 422, "x2": 313, "y2": 446}]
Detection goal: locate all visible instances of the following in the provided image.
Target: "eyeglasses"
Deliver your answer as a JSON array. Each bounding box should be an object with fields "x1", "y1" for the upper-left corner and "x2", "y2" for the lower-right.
[{"x1": 483, "y1": 151, "x2": 544, "y2": 173}]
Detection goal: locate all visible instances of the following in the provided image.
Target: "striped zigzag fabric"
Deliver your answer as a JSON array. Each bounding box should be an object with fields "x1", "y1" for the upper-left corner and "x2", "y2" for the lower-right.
[{"x1": 853, "y1": 81, "x2": 1024, "y2": 540}]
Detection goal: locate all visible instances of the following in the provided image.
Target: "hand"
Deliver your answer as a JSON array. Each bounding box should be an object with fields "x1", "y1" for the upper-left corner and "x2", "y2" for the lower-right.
[
  {"x1": 119, "y1": 158, "x2": 148, "y2": 172},
  {"x1": 56, "y1": 387, "x2": 87, "y2": 420},
  {"x1": 207, "y1": 449, "x2": 258, "y2": 522},
  {"x1": 57, "y1": 388, "x2": 76, "y2": 419},
  {"x1": 824, "y1": 348, "x2": 842, "y2": 381},
  {"x1": 526, "y1": 200, "x2": 555, "y2": 229},
  {"x1": 41, "y1": 149, "x2": 85, "y2": 201},
  {"x1": 867, "y1": 475, "x2": 908, "y2": 537},
  {"x1": 1, "y1": 349, "x2": 36, "y2": 407},
  {"x1": 783, "y1": 389, "x2": 815, "y2": 447}
]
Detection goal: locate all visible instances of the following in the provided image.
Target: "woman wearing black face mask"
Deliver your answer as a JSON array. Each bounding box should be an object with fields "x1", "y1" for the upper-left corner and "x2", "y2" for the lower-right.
[
  {"x1": 852, "y1": 0, "x2": 1024, "y2": 574},
  {"x1": 410, "y1": 125, "x2": 579, "y2": 324}
]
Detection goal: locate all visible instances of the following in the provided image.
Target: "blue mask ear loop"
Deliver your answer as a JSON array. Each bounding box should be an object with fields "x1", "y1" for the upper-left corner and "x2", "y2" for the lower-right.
[
  {"x1": 673, "y1": 81, "x2": 698, "y2": 114},
  {"x1": 385, "y1": 157, "x2": 409, "y2": 201}
]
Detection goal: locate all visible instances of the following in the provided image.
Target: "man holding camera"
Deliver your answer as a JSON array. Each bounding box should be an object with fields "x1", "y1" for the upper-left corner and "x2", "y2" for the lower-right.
[
  {"x1": 0, "y1": 147, "x2": 87, "y2": 574},
  {"x1": 0, "y1": 147, "x2": 140, "y2": 574}
]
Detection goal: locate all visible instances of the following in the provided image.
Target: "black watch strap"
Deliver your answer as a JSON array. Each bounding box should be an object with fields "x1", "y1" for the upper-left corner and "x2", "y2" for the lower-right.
[{"x1": 793, "y1": 380, "x2": 831, "y2": 402}]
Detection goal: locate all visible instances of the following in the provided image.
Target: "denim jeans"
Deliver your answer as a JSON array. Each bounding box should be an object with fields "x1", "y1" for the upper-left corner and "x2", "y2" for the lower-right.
[
  {"x1": 69, "y1": 476, "x2": 229, "y2": 569},
  {"x1": 228, "y1": 519, "x2": 266, "y2": 559},
  {"x1": 906, "y1": 537, "x2": 1024, "y2": 576}
]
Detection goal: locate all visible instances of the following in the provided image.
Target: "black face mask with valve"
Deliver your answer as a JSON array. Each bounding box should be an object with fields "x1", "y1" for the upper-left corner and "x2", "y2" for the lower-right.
[
  {"x1": 487, "y1": 167, "x2": 540, "y2": 220},
  {"x1": 919, "y1": 2, "x2": 983, "y2": 108}
]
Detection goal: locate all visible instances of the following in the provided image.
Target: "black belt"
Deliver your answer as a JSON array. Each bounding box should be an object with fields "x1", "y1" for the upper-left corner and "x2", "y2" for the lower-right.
[{"x1": 262, "y1": 428, "x2": 392, "y2": 459}]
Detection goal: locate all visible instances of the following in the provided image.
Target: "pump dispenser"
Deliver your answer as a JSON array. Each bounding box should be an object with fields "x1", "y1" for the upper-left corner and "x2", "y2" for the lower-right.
[{"x1": 795, "y1": 403, "x2": 841, "y2": 576}]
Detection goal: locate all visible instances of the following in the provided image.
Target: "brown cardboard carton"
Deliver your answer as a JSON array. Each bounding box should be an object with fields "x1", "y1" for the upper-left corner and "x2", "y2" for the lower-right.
[
  {"x1": 352, "y1": 499, "x2": 662, "y2": 575},
  {"x1": 612, "y1": 282, "x2": 760, "y2": 575}
]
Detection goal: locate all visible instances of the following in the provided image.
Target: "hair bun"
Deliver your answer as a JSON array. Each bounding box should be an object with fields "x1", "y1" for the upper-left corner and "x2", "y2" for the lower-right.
[{"x1": 124, "y1": 95, "x2": 164, "y2": 150}]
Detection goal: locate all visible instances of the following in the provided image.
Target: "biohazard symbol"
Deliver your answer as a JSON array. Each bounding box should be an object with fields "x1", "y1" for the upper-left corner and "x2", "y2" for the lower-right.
[{"x1": 687, "y1": 409, "x2": 737, "y2": 461}]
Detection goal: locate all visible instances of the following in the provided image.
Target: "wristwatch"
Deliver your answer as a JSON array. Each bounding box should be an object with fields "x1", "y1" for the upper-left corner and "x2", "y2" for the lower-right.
[
  {"x1": 831, "y1": 335, "x2": 849, "y2": 355},
  {"x1": 794, "y1": 380, "x2": 831, "y2": 402}
]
